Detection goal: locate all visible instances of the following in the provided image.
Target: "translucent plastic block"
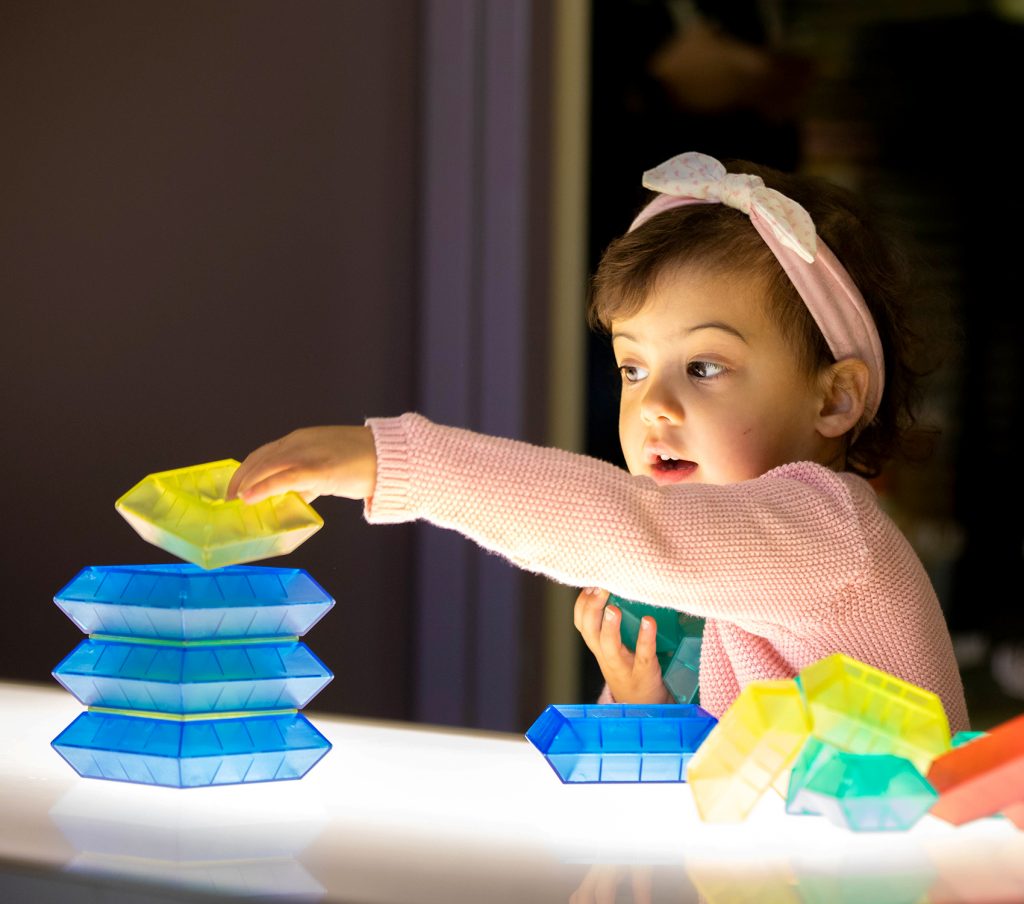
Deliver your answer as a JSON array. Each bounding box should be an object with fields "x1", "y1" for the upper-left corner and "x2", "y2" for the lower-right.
[
  {"x1": 53, "y1": 638, "x2": 333, "y2": 713},
  {"x1": 686, "y1": 679, "x2": 811, "y2": 823},
  {"x1": 785, "y1": 737, "x2": 937, "y2": 831},
  {"x1": 798, "y1": 653, "x2": 951, "y2": 773},
  {"x1": 51, "y1": 711, "x2": 331, "y2": 788},
  {"x1": 607, "y1": 594, "x2": 704, "y2": 704},
  {"x1": 115, "y1": 460, "x2": 323, "y2": 569},
  {"x1": 525, "y1": 703, "x2": 717, "y2": 784},
  {"x1": 927, "y1": 712, "x2": 1024, "y2": 825},
  {"x1": 951, "y1": 730, "x2": 988, "y2": 747},
  {"x1": 54, "y1": 564, "x2": 334, "y2": 640}
]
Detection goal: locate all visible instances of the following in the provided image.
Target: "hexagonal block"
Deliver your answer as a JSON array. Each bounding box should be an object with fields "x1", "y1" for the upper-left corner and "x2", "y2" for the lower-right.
[
  {"x1": 606, "y1": 594, "x2": 704, "y2": 704},
  {"x1": 54, "y1": 564, "x2": 334, "y2": 641},
  {"x1": 51, "y1": 711, "x2": 331, "y2": 788},
  {"x1": 525, "y1": 703, "x2": 716, "y2": 783},
  {"x1": 53, "y1": 638, "x2": 332, "y2": 714},
  {"x1": 115, "y1": 460, "x2": 323, "y2": 569},
  {"x1": 786, "y1": 737, "x2": 937, "y2": 831},
  {"x1": 798, "y1": 653, "x2": 951, "y2": 773},
  {"x1": 686, "y1": 679, "x2": 811, "y2": 823}
]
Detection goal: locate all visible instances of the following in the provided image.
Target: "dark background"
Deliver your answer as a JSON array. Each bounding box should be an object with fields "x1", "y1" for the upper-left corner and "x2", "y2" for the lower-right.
[
  {"x1": 1, "y1": 1, "x2": 420, "y2": 721},
  {"x1": 2, "y1": 1, "x2": 1021, "y2": 732}
]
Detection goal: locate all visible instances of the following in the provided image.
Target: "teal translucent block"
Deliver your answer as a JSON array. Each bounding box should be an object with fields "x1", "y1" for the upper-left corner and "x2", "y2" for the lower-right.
[
  {"x1": 53, "y1": 638, "x2": 333, "y2": 713},
  {"x1": 51, "y1": 711, "x2": 331, "y2": 788},
  {"x1": 54, "y1": 564, "x2": 334, "y2": 640},
  {"x1": 951, "y1": 730, "x2": 988, "y2": 747},
  {"x1": 525, "y1": 703, "x2": 717, "y2": 784},
  {"x1": 607, "y1": 594, "x2": 703, "y2": 704},
  {"x1": 786, "y1": 737, "x2": 938, "y2": 831}
]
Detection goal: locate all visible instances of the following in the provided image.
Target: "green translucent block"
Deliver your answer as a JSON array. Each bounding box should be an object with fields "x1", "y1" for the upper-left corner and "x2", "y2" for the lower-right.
[
  {"x1": 116, "y1": 460, "x2": 323, "y2": 570},
  {"x1": 607, "y1": 594, "x2": 703, "y2": 704},
  {"x1": 786, "y1": 736, "x2": 937, "y2": 832},
  {"x1": 798, "y1": 653, "x2": 951, "y2": 773},
  {"x1": 951, "y1": 730, "x2": 988, "y2": 748}
]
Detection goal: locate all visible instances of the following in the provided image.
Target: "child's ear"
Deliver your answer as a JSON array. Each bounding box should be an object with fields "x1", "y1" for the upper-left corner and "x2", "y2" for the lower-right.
[{"x1": 815, "y1": 358, "x2": 870, "y2": 438}]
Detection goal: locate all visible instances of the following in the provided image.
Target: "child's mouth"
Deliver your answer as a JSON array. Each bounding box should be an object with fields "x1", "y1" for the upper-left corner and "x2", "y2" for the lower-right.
[{"x1": 651, "y1": 457, "x2": 697, "y2": 484}]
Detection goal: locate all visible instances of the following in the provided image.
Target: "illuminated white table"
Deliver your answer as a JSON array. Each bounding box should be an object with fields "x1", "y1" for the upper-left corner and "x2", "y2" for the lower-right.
[{"x1": 1, "y1": 681, "x2": 1022, "y2": 903}]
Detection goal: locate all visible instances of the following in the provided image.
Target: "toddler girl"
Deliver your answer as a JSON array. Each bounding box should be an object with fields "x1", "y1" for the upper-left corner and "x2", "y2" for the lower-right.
[{"x1": 227, "y1": 151, "x2": 969, "y2": 732}]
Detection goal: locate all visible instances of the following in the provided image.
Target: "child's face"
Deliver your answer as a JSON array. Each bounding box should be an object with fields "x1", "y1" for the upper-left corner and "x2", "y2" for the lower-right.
[{"x1": 612, "y1": 266, "x2": 831, "y2": 486}]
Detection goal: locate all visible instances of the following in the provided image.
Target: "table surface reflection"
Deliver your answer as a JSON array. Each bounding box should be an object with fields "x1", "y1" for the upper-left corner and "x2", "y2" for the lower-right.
[{"x1": 1, "y1": 681, "x2": 1021, "y2": 904}]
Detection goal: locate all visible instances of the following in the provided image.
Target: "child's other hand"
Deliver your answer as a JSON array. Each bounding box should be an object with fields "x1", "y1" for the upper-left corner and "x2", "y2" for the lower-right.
[
  {"x1": 226, "y1": 426, "x2": 377, "y2": 504},
  {"x1": 573, "y1": 587, "x2": 671, "y2": 705}
]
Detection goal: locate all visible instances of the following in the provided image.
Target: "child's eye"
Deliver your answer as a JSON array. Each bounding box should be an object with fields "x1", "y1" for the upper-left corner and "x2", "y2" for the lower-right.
[
  {"x1": 618, "y1": 364, "x2": 648, "y2": 384},
  {"x1": 688, "y1": 360, "x2": 727, "y2": 379}
]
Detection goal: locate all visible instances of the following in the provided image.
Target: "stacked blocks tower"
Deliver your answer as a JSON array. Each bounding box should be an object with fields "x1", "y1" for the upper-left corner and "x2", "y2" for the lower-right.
[
  {"x1": 50, "y1": 460, "x2": 333, "y2": 788},
  {"x1": 606, "y1": 594, "x2": 704, "y2": 704},
  {"x1": 51, "y1": 564, "x2": 334, "y2": 787},
  {"x1": 525, "y1": 703, "x2": 717, "y2": 783}
]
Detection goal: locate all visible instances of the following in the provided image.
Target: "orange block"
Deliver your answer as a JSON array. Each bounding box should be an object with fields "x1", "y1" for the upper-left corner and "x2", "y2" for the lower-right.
[{"x1": 927, "y1": 712, "x2": 1024, "y2": 825}]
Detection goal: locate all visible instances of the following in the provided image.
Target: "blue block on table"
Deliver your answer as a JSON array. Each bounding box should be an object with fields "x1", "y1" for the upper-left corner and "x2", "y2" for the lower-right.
[
  {"x1": 52, "y1": 711, "x2": 331, "y2": 788},
  {"x1": 525, "y1": 703, "x2": 717, "y2": 784}
]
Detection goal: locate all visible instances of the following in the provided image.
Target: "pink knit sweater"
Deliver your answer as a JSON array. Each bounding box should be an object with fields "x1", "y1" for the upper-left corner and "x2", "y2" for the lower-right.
[{"x1": 364, "y1": 413, "x2": 969, "y2": 733}]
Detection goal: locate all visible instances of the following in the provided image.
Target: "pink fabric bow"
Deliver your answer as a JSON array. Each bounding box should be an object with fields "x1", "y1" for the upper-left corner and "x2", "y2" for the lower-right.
[{"x1": 633, "y1": 152, "x2": 817, "y2": 263}]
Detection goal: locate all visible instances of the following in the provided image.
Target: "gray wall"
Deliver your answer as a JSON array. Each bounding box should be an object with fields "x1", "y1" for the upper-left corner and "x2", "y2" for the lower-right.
[{"x1": 0, "y1": 1, "x2": 421, "y2": 720}]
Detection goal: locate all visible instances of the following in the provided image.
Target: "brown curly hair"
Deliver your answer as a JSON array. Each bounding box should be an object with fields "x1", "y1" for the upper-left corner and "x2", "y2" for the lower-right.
[{"x1": 589, "y1": 159, "x2": 934, "y2": 479}]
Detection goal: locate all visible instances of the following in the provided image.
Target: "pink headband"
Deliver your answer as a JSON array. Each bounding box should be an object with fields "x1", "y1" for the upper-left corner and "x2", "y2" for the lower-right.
[{"x1": 628, "y1": 152, "x2": 884, "y2": 428}]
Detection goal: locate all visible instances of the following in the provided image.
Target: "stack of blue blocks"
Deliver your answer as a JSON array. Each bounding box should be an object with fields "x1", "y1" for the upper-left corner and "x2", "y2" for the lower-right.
[{"x1": 51, "y1": 564, "x2": 335, "y2": 788}]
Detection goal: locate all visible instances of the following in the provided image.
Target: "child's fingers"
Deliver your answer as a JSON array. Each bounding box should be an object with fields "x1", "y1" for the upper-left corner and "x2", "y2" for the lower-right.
[
  {"x1": 633, "y1": 616, "x2": 657, "y2": 673},
  {"x1": 598, "y1": 604, "x2": 629, "y2": 663},
  {"x1": 572, "y1": 587, "x2": 608, "y2": 645},
  {"x1": 227, "y1": 438, "x2": 290, "y2": 500},
  {"x1": 238, "y1": 467, "x2": 318, "y2": 505}
]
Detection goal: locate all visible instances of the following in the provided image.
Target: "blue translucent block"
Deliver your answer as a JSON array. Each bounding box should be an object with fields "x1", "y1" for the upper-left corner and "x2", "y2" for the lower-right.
[
  {"x1": 786, "y1": 737, "x2": 937, "y2": 832},
  {"x1": 607, "y1": 594, "x2": 704, "y2": 705},
  {"x1": 53, "y1": 638, "x2": 333, "y2": 714},
  {"x1": 525, "y1": 703, "x2": 717, "y2": 784},
  {"x1": 54, "y1": 564, "x2": 334, "y2": 640},
  {"x1": 51, "y1": 711, "x2": 331, "y2": 788}
]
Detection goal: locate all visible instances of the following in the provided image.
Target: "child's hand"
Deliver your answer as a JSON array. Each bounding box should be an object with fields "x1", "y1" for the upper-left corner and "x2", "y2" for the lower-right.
[
  {"x1": 573, "y1": 587, "x2": 671, "y2": 705},
  {"x1": 226, "y1": 426, "x2": 377, "y2": 504}
]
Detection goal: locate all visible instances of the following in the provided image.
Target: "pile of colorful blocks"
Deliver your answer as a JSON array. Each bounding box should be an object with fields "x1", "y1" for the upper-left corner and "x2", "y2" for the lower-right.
[{"x1": 527, "y1": 652, "x2": 1024, "y2": 832}]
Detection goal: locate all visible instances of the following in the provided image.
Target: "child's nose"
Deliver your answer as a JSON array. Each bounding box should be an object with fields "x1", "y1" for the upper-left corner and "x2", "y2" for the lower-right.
[{"x1": 639, "y1": 378, "x2": 685, "y2": 424}]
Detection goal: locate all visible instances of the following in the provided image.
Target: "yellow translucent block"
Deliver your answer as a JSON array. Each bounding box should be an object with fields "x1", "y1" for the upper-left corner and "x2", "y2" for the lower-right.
[
  {"x1": 115, "y1": 460, "x2": 323, "y2": 570},
  {"x1": 798, "y1": 653, "x2": 951, "y2": 773},
  {"x1": 686, "y1": 679, "x2": 811, "y2": 823}
]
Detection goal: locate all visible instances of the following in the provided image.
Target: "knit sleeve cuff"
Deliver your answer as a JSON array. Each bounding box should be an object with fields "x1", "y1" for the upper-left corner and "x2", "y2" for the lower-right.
[{"x1": 363, "y1": 414, "x2": 418, "y2": 524}]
